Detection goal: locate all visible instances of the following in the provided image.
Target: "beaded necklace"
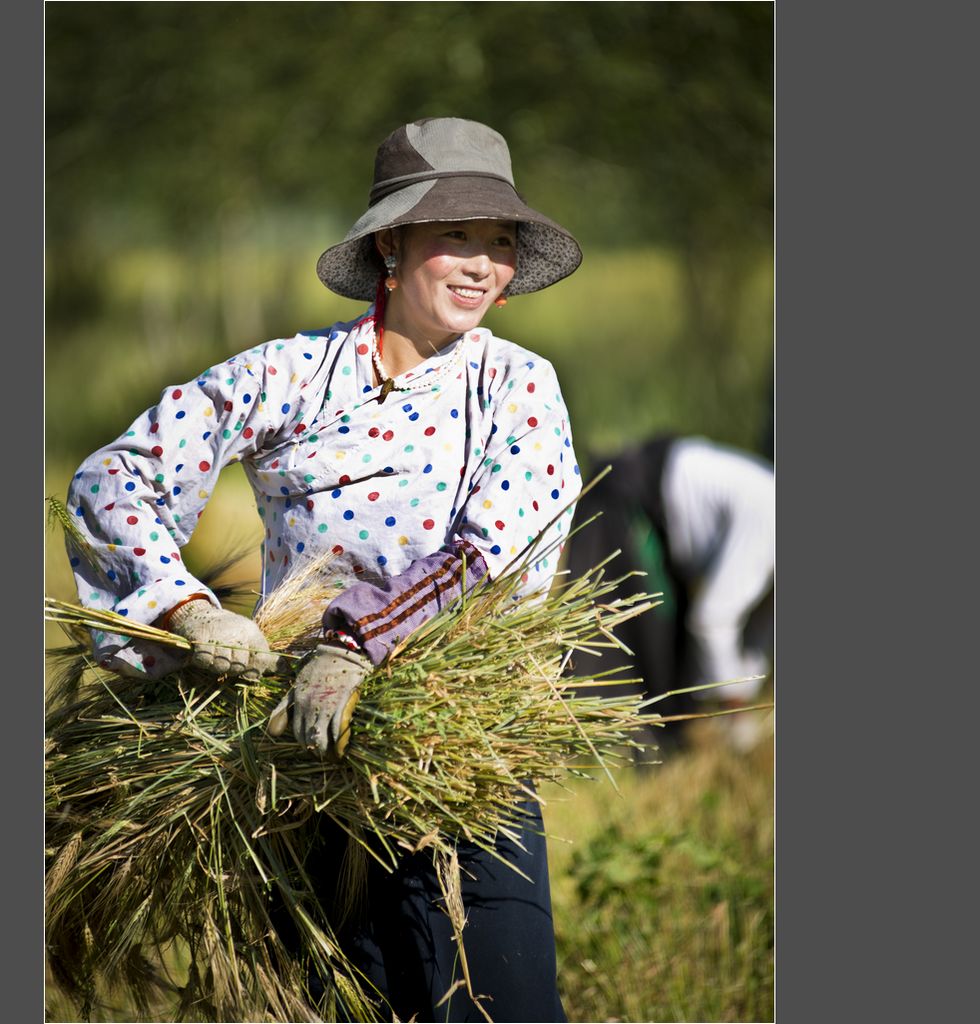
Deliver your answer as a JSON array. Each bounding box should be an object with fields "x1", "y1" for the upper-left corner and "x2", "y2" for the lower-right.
[{"x1": 371, "y1": 333, "x2": 465, "y2": 403}]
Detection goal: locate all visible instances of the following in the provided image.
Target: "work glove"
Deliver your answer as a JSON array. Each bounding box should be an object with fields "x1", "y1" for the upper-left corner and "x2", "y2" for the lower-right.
[
  {"x1": 167, "y1": 599, "x2": 280, "y2": 681},
  {"x1": 268, "y1": 644, "x2": 370, "y2": 759}
]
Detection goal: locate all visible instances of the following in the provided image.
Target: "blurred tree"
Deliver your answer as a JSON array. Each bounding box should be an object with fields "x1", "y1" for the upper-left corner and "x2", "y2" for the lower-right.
[{"x1": 46, "y1": 2, "x2": 771, "y2": 248}]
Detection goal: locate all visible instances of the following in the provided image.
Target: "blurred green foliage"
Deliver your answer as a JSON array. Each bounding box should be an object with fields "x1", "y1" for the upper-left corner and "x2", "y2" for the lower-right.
[
  {"x1": 547, "y1": 745, "x2": 775, "y2": 1023},
  {"x1": 46, "y1": 1, "x2": 773, "y2": 467}
]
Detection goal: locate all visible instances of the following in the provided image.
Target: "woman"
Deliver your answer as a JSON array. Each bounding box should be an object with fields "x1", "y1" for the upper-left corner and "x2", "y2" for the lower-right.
[{"x1": 66, "y1": 117, "x2": 582, "y2": 1022}]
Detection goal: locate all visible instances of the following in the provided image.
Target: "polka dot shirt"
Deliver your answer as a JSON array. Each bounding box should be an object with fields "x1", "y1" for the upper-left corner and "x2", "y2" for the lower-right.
[{"x1": 67, "y1": 310, "x2": 581, "y2": 676}]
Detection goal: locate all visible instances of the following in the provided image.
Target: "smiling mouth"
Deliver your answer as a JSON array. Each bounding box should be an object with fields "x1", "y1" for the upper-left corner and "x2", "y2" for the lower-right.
[{"x1": 448, "y1": 286, "x2": 486, "y2": 299}]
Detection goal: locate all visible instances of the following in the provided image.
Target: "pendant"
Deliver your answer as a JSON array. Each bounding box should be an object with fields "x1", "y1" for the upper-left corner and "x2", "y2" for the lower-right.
[{"x1": 379, "y1": 377, "x2": 395, "y2": 404}]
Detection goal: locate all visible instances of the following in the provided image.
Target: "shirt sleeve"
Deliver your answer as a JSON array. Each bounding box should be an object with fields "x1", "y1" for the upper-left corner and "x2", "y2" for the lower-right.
[
  {"x1": 324, "y1": 539, "x2": 490, "y2": 666},
  {"x1": 455, "y1": 355, "x2": 582, "y2": 597},
  {"x1": 64, "y1": 333, "x2": 328, "y2": 676}
]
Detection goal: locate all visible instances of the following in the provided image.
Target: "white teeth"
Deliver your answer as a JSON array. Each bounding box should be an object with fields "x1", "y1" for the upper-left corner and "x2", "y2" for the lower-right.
[{"x1": 451, "y1": 287, "x2": 483, "y2": 298}]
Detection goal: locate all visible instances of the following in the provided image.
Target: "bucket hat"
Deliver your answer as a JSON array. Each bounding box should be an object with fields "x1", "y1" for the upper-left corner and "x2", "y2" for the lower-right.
[{"x1": 316, "y1": 117, "x2": 582, "y2": 300}]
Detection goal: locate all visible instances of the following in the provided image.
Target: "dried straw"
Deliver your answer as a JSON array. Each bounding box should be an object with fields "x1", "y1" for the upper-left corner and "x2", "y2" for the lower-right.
[{"x1": 46, "y1": 529, "x2": 660, "y2": 1022}]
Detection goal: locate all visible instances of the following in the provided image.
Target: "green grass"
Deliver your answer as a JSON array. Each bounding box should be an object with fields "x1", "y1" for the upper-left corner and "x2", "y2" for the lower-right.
[{"x1": 545, "y1": 726, "x2": 774, "y2": 1023}]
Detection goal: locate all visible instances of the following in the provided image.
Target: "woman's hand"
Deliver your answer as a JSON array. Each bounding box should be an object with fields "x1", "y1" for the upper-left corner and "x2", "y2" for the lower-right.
[
  {"x1": 268, "y1": 645, "x2": 370, "y2": 759},
  {"x1": 166, "y1": 600, "x2": 280, "y2": 681}
]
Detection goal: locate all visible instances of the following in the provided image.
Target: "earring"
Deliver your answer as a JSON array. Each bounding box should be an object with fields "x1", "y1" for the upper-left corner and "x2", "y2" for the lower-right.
[
  {"x1": 384, "y1": 254, "x2": 398, "y2": 291},
  {"x1": 494, "y1": 295, "x2": 508, "y2": 307}
]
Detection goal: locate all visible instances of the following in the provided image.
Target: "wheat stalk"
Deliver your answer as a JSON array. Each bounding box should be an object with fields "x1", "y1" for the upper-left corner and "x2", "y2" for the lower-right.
[{"x1": 45, "y1": 493, "x2": 663, "y2": 1022}]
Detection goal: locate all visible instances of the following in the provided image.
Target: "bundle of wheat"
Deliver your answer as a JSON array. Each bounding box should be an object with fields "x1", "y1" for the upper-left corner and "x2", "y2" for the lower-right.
[{"x1": 45, "y1": 537, "x2": 660, "y2": 1022}]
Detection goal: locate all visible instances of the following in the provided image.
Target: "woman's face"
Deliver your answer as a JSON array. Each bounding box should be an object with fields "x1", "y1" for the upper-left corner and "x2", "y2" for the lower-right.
[{"x1": 380, "y1": 220, "x2": 518, "y2": 346}]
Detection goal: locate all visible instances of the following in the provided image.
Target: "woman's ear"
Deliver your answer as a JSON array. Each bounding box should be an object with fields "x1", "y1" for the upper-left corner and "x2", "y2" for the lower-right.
[{"x1": 375, "y1": 228, "x2": 397, "y2": 261}]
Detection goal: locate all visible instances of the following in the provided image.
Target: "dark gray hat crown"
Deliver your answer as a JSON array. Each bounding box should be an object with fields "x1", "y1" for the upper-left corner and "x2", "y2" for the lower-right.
[
  {"x1": 317, "y1": 117, "x2": 582, "y2": 301},
  {"x1": 368, "y1": 119, "x2": 515, "y2": 205}
]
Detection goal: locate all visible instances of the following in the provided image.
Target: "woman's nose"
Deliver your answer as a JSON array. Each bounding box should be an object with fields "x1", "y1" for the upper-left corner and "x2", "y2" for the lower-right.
[{"x1": 463, "y1": 249, "x2": 493, "y2": 279}]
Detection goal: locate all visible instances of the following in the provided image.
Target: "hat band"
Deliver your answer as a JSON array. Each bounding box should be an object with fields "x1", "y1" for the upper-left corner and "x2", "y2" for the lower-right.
[{"x1": 369, "y1": 169, "x2": 517, "y2": 207}]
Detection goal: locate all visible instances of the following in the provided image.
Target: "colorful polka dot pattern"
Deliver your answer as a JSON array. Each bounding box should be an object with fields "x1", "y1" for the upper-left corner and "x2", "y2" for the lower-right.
[{"x1": 66, "y1": 310, "x2": 581, "y2": 676}]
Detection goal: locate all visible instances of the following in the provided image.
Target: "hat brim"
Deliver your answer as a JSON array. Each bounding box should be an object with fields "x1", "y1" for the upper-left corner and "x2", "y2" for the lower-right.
[{"x1": 316, "y1": 175, "x2": 582, "y2": 301}]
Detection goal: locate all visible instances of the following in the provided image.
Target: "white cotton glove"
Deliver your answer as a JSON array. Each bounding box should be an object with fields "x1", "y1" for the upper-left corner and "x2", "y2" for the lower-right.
[
  {"x1": 268, "y1": 645, "x2": 371, "y2": 759},
  {"x1": 167, "y1": 600, "x2": 280, "y2": 681}
]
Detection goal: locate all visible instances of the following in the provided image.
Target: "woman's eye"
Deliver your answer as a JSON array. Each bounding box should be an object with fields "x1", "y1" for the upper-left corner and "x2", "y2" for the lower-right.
[
  {"x1": 444, "y1": 230, "x2": 467, "y2": 240},
  {"x1": 494, "y1": 236, "x2": 515, "y2": 248}
]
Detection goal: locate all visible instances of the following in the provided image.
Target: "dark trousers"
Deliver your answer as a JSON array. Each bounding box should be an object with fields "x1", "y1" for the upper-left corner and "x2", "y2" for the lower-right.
[
  {"x1": 292, "y1": 797, "x2": 566, "y2": 1023},
  {"x1": 344, "y1": 798, "x2": 565, "y2": 1023}
]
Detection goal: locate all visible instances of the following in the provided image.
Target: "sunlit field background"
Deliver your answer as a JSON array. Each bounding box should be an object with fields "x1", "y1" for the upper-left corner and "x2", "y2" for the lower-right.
[{"x1": 45, "y1": 4, "x2": 773, "y2": 1020}]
